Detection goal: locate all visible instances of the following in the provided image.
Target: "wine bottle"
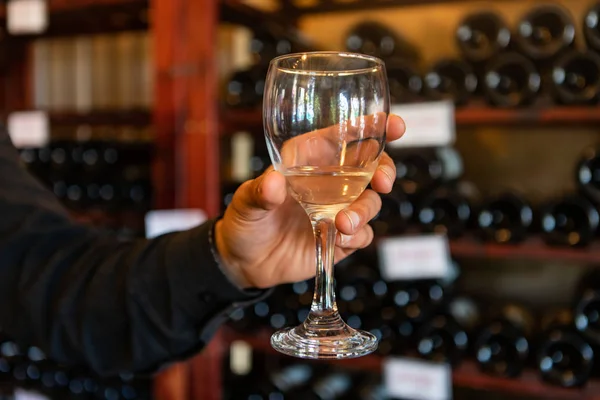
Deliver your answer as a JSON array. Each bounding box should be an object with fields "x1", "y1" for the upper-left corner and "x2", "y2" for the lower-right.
[
  {"x1": 120, "y1": 165, "x2": 153, "y2": 211},
  {"x1": 416, "y1": 313, "x2": 468, "y2": 366},
  {"x1": 474, "y1": 304, "x2": 533, "y2": 377},
  {"x1": 345, "y1": 21, "x2": 419, "y2": 62},
  {"x1": 482, "y1": 52, "x2": 541, "y2": 107},
  {"x1": 424, "y1": 59, "x2": 478, "y2": 105},
  {"x1": 250, "y1": 30, "x2": 310, "y2": 66},
  {"x1": 221, "y1": 182, "x2": 241, "y2": 213},
  {"x1": 311, "y1": 371, "x2": 353, "y2": 400},
  {"x1": 577, "y1": 147, "x2": 600, "y2": 204},
  {"x1": 540, "y1": 194, "x2": 600, "y2": 248},
  {"x1": 80, "y1": 141, "x2": 119, "y2": 179},
  {"x1": 354, "y1": 374, "x2": 386, "y2": 400},
  {"x1": 50, "y1": 141, "x2": 75, "y2": 175},
  {"x1": 537, "y1": 309, "x2": 594, "y2": 388},
  {"x1": 0, "y1": 337, "x2": 18, "y2": 384},
  {"x1": 370, "y1": 189, "x2": 414, "y2": 236},
  {"x1": 225, "y1": 65, "x2": 268, "y2": 108},
  {"x1": 584, "y1": 2, "x2": 600, "y2": 53},
  {"x1": 456, "y1": 11, "x2": 512, "y2": 64},
  {"x1": 387, "y1": 278, "x2": 453, "y2": 325},
  {"x1": 265, "y1": 285, "x2": 298, "y2": 331},
  {"x1": 269, "y1": 364, "x2": 315, "y2": 397},
  {"x1": 515, "y1": 4, "x2": 576, "y2": 61},
  {"x1": 477, "y1": 192, "x2": 534, "y2": 244},
  {"x1": 20, "y1": 147, "x2": 52, "y2": 188},
  {"x1": 386, "y1": 58, "x2": 423, "y2": 104},
  {"x1": 365, "y1": 317, "x2": 398, "y2": 357},
  {"x1": 551, "y1": 50, "x2": 600, "y2": 105},
  {"x1": 416, "y1": 297, "x2": 479, "y2": 366},
  {"x1": 573, "y1": 268, "x2": 600, "y2": 346},
  {"x1": 226, "y1": 297, "x2": 274, "y2": 332},
  {"x1": 390, "y1": 147, "x2": 463, "y2": 197},
  {"x1": 417, "y1": 182, "x2": 478, "y2": 239},
  {"x1": 336, "y1": 252, "x2": 383, "y2": 322}
]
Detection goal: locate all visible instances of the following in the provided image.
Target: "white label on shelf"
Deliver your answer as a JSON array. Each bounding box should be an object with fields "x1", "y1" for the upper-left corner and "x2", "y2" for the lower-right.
[
  {"x1": 388, "y1": 101, "x2": 455, "y2": 148},
  {"x1": 231, "y1": 131, "x2": 254, "y2": 182},
  {"x1": 7, "y1": 0, "x2": 48, "y2": 35},
  {"x1": 7, "y1": 111, "x2": 49, "y2": 148},
  {"x1": 145, "y1": 209, "x2": 208, "y2": 239},
  {"x1": 15, "y1": 388, "x2": 50, "y2": 400},
  {"x1": 384, "y1": 357, "x2": 452, "y2": 400},
  {"x1": 229, "y1": 340, "x2": 253, "y2": 376},
  {"x1": 377, "y1": 234, "x2": 451, "y2": 281}
]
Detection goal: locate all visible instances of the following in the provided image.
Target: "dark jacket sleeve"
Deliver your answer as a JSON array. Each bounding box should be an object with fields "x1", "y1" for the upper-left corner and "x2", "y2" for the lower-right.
[{"x1": 0, "y1": 126, "x2": 266, "y2": 376}]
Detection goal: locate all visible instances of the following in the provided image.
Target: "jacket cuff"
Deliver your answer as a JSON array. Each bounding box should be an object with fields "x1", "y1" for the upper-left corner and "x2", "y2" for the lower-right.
[{"x1": 166, "y1": 219, "x2": 266, "y2": 307}]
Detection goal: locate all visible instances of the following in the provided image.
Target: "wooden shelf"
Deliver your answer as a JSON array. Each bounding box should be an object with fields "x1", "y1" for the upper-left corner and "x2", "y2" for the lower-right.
[
  {"x1": 0, "y1": 0, "x2": 149, "y2": 37},
  {"x1": 455, "y1": 106, "x2": 600, "y2": 127},
  {"x1": 286, "y1": 0, "x2": 518, "y2": 15},
  {"x1": 220, "y1": 0, "x2": 305, "y2": 43},
  {"x1": 220, "y1": 106, "x2": 600, "y2": 134},
  {"x1": 219, "y1": 107, "x2": 263, "y2": 133},
  {"x1": 222, "y1": 328, "x2": 600, "y2": 400},
  {"x1": 46, "y1": 110, "x2": 152, "y2": 126},
  {"x1": 448, "y1": 237, "x2": 600, "y2": 263}
]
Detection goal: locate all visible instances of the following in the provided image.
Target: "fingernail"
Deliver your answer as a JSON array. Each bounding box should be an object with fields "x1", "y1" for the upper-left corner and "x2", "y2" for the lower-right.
[
  {"x1": 343, "y1": 210, "x2": 360, "y2": 232},
  {"x1": 379, "y1": 165, "x2": 394, "y2": 185},
  {"x1": 339, "y1": 233, "x2": 351, "y2": 246}
]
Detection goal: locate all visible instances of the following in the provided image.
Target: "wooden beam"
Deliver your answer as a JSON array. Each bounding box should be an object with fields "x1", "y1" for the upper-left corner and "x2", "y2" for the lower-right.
[{"x1": 152, "y1": 0, "x2": 222, "y2": 397}]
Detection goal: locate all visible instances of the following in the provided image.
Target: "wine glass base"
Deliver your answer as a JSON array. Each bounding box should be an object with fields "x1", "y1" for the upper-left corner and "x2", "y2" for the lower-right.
[{"x1": 270, "y1": 311, "x2": 378, "y2": 359}]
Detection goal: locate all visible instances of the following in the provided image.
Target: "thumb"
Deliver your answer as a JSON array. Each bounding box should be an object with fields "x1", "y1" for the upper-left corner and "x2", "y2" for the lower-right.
[{"x1": 230, "y1": 169, "x2": 287, "y2": 221}]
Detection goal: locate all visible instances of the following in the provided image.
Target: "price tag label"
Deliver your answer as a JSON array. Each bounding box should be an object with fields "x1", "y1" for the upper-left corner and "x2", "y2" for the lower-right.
[
  {"x1": 145, "y1": 209, "x2": 208, "y2": 239},
  {"x1": 15, "y1": 389, "x2": 50, "y2": 400},
  {"x1": 384, "y1": 357, "x2": 452, "y2": 400},
  {"x1": 229, "y1": 340, "x2": 253, "y2": 376},
  {"x1": 7, "y1": 0, "x2": 48, "y2": 35},
  {"x1": 388, "y1": 101, "x2": 455, "y2": 148},
  {"x1": 231, "y1": 131, "x2": 254, "y2": 182},
  {"x1": 377, "y1": 234, "x2": 451, "y2": 281},
  {"x1": 7, "y1": 111, "x2": 49, "y2": 148}
]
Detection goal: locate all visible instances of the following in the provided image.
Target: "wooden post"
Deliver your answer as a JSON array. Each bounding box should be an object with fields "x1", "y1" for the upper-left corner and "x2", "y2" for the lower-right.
[
  {"x1": 152, "y1": 0, "x2": 222, "y2": 398},
  {"x1": 152, "y1": 0, "x2": 220, "y2": 214}
]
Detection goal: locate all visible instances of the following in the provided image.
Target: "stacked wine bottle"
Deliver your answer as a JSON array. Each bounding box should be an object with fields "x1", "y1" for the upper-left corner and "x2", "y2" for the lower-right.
[
  {"x1": 224, "y1": 29, "x2": 316, "y2": 109},
  {"x1": 222, "y1": 344, "x2": 387, "y2": 400},
  {"x1": 375, "y1": 143, "x2": 600, "y2": 249},
  {"x1": 18, "y1": 123, "x2": 154, "y2": 240},
  {"x1": 225, "y1": 3, "x2": 600, "y2": 109},
  {"x1": 226, "y1": 248, "x2": 600, "y2": 389},
  {"x1": 348, "y1": 3, "x2": 600, "y2": 107},
  {"x1": 0, "y1": 335, "x2": 153, "y2": 399}
]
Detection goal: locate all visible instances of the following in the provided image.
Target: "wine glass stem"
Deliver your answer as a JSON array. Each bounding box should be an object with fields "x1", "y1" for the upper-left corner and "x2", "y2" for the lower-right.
[{"x1": 310, "y1": 215, "x2": 338, "y2": 313}]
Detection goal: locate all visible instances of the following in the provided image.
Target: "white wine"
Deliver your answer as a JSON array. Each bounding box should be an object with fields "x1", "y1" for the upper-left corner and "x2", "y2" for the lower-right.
[{"x1": 284, "y1": 166, "x2": 373, "y2": 215}]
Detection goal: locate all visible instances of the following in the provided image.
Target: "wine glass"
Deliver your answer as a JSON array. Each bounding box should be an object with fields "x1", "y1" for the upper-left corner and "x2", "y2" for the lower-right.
[{"x1": 263, "y1": 51, "x2": 390, "y2": 359}]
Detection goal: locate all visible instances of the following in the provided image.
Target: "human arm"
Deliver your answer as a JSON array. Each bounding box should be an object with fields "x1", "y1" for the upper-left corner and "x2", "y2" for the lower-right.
[{"x1": 0, "y1": 126, "x2": 265, "y2": 376}]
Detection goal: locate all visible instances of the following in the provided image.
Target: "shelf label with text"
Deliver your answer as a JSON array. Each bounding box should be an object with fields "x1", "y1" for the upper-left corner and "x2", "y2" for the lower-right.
[
  {"x1": 7, "y1": 111, "x2": 49, "y2": 149},
  {"x1": 384, "y1": 357, "x2": 452, "y2": 400},
  {"x1": 15, "y1": 388, "x2": 50, "y2": 400},
  {"x1": 388, "y1": 101, "x2": 455, "y2": 148},
  {"x1": 145, "y1": 209, "x2": 208, "y2": 239},
  {"x1": 7, "y1": 0, "x2": 48, "y2": 35},
  {"x1": 377, "y1": 234, "x2": 451, "y2": 281}
]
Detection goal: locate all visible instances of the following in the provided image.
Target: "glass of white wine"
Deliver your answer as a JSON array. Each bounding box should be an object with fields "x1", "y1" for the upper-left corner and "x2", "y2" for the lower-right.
[{"x1": 264, "y1": 51, "x2": 390, "y2": 359}]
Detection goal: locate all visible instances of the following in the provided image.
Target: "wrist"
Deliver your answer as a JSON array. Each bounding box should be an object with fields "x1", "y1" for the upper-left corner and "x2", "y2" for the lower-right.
[{"x1": 213, "y1": 219, "x2": 252, "y2": 289}]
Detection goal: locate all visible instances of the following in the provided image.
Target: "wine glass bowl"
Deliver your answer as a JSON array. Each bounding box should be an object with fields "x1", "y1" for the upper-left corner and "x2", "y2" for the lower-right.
[{"x1": 263, "y1": 51, "x2": 390, "y2": 359}]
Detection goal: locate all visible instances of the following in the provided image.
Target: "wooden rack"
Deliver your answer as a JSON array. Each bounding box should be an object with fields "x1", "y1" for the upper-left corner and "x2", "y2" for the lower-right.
[
  {"x1": 3, "y1": 0, "x2": 600, "y2": 399},
  {"x1": 220, "y1": 105, "x2": 600, "y2": 135},
  {"x1": 222, "y1": 328, "x2": 600, "y2": 400}
]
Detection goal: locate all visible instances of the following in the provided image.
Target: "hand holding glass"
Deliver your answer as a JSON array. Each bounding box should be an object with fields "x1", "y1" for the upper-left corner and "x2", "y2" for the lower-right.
[{"x1": 263, "y1": 52, "x2": 390, "y2": 359}]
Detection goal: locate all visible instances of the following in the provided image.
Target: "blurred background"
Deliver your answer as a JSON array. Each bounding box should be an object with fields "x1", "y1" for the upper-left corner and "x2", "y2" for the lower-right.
[{"x1": 2, "y1": 0, "x2": 600, "y2": 399}]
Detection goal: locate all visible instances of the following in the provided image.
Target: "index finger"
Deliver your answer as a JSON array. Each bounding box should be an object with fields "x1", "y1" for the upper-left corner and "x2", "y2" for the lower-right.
[{"x1": 386, "y1": 114, "x2": 405, "y2": 143}]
